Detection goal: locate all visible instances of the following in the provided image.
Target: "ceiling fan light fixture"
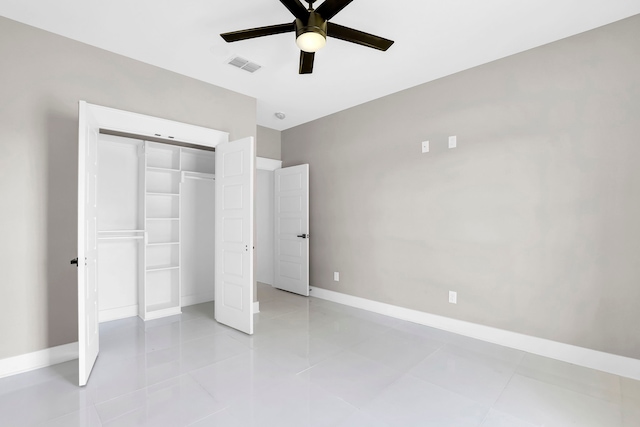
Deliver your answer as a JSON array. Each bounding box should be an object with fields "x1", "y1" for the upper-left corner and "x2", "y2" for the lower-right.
[
  {"x1": 295, "y1": 12, "x2": 327, "y2": 53},
  {"x1": 296, "y1": 31, "x2": 326, "y2": 52}
]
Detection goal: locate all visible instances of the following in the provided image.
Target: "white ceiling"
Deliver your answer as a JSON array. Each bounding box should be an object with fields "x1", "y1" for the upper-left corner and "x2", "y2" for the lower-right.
[{"x1": 1, "y1": 1, "x2": 639, "y2": 130}]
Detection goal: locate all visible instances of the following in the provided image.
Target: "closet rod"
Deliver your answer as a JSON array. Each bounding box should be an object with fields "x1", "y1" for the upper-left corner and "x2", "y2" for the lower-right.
[
  {"x1": 98, "y1": 229, "x2": 144, "y2": 233},
  {"x1": 99, "y1": 129, "x2": 215, "y2": 152}
]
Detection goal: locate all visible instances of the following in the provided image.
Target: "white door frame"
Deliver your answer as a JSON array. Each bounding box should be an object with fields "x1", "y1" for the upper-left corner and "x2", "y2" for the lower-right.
[
  {"x1": 77, "y1": 101, "x2": 231, "y2": 383},
  {"x1": 254, "y1": 157, "x2": 282, "y2": 311},
  {"x1": 80, "y1": 102, "x2": 229, "y2": 147},
  {"x1": 256, "y1": 157, "x2": 282, "y2": 172}
]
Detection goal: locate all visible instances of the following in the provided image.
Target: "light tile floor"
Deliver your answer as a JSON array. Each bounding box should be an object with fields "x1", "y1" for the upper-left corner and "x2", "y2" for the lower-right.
[{"x1": 1, "y1": 283, "x2": 639, "y2": 426}]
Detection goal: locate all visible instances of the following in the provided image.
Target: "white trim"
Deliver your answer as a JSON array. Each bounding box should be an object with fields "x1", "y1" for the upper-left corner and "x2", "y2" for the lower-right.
[
  {"x1": 99, "y1": 305, "x2": 138, "y2": 323},
  {"x1": 309, "y1": 286, "x2": 640, "y2": 381},
  {"x1": 256, "y1": 157, "x2": 282, "y2": 171},
  {"x1": 253, "y1": 301, "x2": 260, "y2": 314},
  {"x1": 0, "y1": 342, "x2": 79, "y2": 379},
  {"x1": 182, "y1": 294, "x2": 214, "y2": 307},
  {"x1": 83, "y1": 101, "x2": 229, "y2": 148}
]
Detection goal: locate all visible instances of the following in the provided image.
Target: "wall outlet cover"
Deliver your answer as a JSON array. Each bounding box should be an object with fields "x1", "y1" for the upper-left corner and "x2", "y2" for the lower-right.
[
  {"x1": 421, "y1": 141, "x2": 429, "y2": 153},
  {"x1": 448, "y1": 136, "x2": 457, "y2": 148},
  {"x1": 334, "y1": 272, "x2": 340, "y2": 281},
  {"x1": 449, "y1": 291, "x2": 457, "y2": 304}
]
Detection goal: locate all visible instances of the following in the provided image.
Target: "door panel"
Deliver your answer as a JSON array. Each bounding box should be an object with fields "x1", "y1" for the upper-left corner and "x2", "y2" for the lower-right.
[
  {"x1": 274, "y1": 164, "x2": 309, "y2": 296},
  {"x1": 215, "y1": 137, "x2": 254, "y2": 334},
  {"x1": 78, "y1": 101, "x2": 100, "y2": 386}
]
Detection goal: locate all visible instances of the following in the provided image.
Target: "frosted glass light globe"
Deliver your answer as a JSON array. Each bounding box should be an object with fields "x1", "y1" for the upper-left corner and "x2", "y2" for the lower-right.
[{"x1": 296, "y1": 31, "x2": 326, "y2": 53}]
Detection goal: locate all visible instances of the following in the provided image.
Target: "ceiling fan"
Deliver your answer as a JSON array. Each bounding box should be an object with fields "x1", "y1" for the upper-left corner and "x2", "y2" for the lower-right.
[{"x1": 220, "y1": 0, "x2": 394, "y2": 74}]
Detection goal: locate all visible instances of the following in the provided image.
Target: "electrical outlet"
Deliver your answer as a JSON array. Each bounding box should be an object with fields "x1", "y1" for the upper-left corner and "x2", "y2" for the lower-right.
[
  {"x1": 421, "y1": 141, "x2": 429, "y2": 153},
  {"x1": 449, "y1": 291, "x2": 457, "y2": 304},
  {"x1": 448, "y1": 135, "x2": 457, "y2": 148},
  {"x1": 334, "y1": 272, "x2": 340, "y2": 282}
]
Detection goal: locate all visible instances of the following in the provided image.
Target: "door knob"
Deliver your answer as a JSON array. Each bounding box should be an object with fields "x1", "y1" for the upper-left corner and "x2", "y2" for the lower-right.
[
  {"x1": 297, "y1": 234, "x2": 309, "y2": 239},
  {"x1": 70, "y1": 258, "x2": 78, "y2": 266}
]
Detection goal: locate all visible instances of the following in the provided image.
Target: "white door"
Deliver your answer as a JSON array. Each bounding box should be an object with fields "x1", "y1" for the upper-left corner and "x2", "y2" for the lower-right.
[
  {"x1": 274, "y1": 164, "x2": 309, "y2": 296},
  {"x1": 77, "y1": 101, "x2": 100, "y2": 386},
  {"x1": 215, "y1": 137, "x2": 255, "y2": 334}
]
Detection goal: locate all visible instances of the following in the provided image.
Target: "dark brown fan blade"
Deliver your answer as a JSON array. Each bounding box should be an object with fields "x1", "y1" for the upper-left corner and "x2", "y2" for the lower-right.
[
  {"x1": 327, "y1": 22, "x2": 394, "y2": 51},
  {"x1": 280, "y1": 0, "x2": 309, "y2": 21},
  {"x1": 221, "y1": 22, "x2": 295, "y2": 42},
  {"x1": 299, "y1": 51, "x2": 315, "y2": 74},
  {"x1": 315, "y1": 0, "x2": 354, "y2": 20}
]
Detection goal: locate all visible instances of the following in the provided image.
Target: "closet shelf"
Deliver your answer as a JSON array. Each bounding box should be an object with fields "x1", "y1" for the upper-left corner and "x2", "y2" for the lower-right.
[
  {"x1": 146, "y1": 265, "x2": 180, "y2": 272},
  {"x1": 147, "y1": 166, "x2": 181, "y2": 173},
  {"x1": 182, "y1": 171, "x2": 215, "y2": 179},
  {"x1": 98, "y1": 229, "x2": 144, "y2": 233},
  {"x1": 99, "y1": 236, "x2": 144, "y2": 241}
]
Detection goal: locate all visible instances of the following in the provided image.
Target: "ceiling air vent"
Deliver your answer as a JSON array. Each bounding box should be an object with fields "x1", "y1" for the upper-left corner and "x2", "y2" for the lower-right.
[{"x1": 227, "y1": 56, "x2": 262, "y2": 73}]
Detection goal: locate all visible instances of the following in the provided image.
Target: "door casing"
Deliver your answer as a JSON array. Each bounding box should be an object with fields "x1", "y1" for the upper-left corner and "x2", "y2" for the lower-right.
[{"x1": 76, "y1": 102, "x2": 235, "y2": 385}]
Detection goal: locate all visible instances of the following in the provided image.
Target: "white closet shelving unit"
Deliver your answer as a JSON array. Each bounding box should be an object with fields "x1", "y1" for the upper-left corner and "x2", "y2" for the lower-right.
[
  {"x1": 140, "y1": 143, "x2": 216, "y2": 320},
  {"x1": 95, "y1": 133, "x2": 217, "y2": 322},
  {"x1": 142, "y1": 142, "x2": 183, "y2": 320}
]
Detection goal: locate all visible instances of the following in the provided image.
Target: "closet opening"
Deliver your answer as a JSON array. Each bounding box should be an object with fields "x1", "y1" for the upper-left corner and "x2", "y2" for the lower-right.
[
  {"x1": 78, "y1": 101, "x2": 255, "y2": 385},
  {"x1": 96, "y1": 132, "x2": 216, "y2": 323}
]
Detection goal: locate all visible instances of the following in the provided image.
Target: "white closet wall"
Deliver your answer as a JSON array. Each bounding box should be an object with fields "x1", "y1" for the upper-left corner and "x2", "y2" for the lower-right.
[
  {"x1": 256, "y1": 169, "x2": 275, "y2": 285},
  {"x1": 181, "y1": 149, "x2": 216, "y2": 306}
]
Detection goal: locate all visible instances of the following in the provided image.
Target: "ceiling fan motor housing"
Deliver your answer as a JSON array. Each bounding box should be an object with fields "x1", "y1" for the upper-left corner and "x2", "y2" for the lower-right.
[{"x1": 295, "y1": 12, "x2": 327, "y2": 40}]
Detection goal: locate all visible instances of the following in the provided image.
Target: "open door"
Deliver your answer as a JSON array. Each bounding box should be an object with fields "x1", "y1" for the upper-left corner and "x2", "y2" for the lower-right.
[
  {"x1": 215, "y1": 137, "x2": 255, "y2": 334},
  {"x1": 77, "y1": 101, "x2": 100, "y2": 386},
  {"x1": 274, "y1": 164, "x2": 309, "y2": 296}
]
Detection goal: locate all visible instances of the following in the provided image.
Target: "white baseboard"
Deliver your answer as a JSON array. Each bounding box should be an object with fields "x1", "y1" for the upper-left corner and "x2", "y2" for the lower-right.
[
  {"x1": 253, "y1": 301, "x2": 260, "y2": 314},
  {"x1": 102, "y1": 295, "x2": 215, "y2": 322},
  {"x1": 310, "y1": 286, "x2": 640, "y2": 381},
  {"x1": 182, "y1": 293, "x2": 214, "y2": 307},
  {"x1": 99, "y1": 305, "x2": 138, "y2": 323},
  {"x1": 0, "y1": 342, "x2": 79, "y2": 380}
]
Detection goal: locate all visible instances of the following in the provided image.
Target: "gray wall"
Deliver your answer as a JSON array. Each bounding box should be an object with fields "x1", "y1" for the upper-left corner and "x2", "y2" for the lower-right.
[
  {"x1": 0, "y1": 17, "x2": 256, "y2": 360},
  {"x1": 282, "y1": 15, "x2": 640, "y2": 359},
  {"x1": 257, "y1": 125, "x2": 282, "y2": 160}
]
